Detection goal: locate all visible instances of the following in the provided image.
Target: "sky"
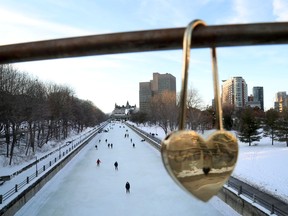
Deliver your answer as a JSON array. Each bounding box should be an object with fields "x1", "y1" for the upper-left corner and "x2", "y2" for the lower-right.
[{"x1": 1, "y1": 0, "x2": 288, "y2": 113}]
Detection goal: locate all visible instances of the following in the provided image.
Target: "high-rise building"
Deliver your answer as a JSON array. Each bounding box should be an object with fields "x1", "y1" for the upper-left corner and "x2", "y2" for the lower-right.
[
  {"x1": 222, "y1": 77, "x2": 248, "y2": 109},
  {"x1": 275, "y1": 91, "x2": 288, "y2": 112},
  {"x1": 139, "y1": 82, "x2": 152, "y2": 114},
  {"x1": 139, "y1": 72, "x2": 176, "y2": 113},
  {"x1": 253, "y1": 86, "x2": 264, "y2": 110}
]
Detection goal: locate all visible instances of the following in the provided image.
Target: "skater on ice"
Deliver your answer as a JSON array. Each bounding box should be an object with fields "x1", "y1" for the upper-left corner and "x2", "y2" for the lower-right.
[
  {"x1": 96, "y1": 159, "x2": 101, "y2": 166},
  {"x1": 125, "y1": 182, "x2": 130, "y2": 193},
  {"x1": 114, "y1": 161, "x2": 118, "y2": 170}
]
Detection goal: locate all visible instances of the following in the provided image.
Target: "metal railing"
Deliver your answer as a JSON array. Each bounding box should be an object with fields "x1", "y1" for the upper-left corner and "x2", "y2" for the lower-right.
[
  {"x1": 226, "y1": 179, "x2": 287, "y2": 216},
  {"x1": 0, "y1": 22, "x2": 288, "y2": 64}
]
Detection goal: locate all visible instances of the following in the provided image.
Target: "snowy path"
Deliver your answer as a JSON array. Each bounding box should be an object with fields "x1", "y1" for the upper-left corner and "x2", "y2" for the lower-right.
[{"x1": 15, "y1": 122, "x2": 238, "y2": 216}]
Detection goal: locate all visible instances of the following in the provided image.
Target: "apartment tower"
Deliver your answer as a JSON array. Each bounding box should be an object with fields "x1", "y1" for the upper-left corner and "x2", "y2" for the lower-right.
[{"x1": 222, "y1": 77, "x2": 248, "y2": 109}]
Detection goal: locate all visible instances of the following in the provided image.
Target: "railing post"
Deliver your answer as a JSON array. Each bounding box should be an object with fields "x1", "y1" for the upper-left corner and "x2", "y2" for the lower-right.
[
  {"x1": 252, "y1": 194, "x2": 256, "y2": 203},
  {"x1": 238, "y1": 185, "x2": 242, "y2": 195},
  {"x1": 271, "y1": 204, "x2": 275, "y2": 214}
]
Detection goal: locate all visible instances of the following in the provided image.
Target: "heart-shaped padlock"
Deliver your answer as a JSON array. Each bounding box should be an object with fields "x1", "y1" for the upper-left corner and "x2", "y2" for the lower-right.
[
  {"x1": 161, "y1": 130, "x2": 238, "y2": 202},
  {"x1": 161, "y1": 20, "x2": 238, "y2": 202}
]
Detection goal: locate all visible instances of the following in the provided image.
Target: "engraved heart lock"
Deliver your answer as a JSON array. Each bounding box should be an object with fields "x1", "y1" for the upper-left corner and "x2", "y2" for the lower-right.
[{"x1": 161, "y1": 20, "x2": 238, "y2": 202}]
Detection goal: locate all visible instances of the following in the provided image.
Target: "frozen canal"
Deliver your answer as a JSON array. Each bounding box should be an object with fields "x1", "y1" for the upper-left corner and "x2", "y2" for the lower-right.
[{"x1": 15, "y1": 122, "x2": 238, "y2": 216}]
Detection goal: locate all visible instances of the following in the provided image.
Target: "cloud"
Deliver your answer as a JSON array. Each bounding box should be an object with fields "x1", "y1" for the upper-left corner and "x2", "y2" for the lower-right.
[
  {"x1": 273, "y1": 0, "x2": 288, "y2": 21},
  {"x1": 220, "y1": 0, "x2": 274, "y2": 24},
  {"x1": 0, "y1": 7, "x2": 91, "y2": 44}
]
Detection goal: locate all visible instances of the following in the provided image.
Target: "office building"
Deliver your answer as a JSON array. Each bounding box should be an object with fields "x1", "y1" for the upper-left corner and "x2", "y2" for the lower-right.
[
  {"x1": 253, "y1": 86, "x2": 264, "y2": 110},
  {"x1": 139, "y1": 72, "x2": 176, "y2": 113}
]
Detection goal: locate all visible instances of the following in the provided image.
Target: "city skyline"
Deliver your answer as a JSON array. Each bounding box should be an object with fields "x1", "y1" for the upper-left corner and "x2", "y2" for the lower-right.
[{"x1": 1, "y1": 1, "x2": 288, "y2": 113}]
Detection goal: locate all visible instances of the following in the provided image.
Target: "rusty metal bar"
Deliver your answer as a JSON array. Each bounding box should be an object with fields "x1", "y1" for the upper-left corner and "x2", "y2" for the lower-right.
[{"x1": 0, "y1": 22, "x2": 288, "y2": 64}]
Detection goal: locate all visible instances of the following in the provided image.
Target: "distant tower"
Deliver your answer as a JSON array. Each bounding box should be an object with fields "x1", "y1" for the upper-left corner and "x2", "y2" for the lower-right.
[
  {"x1": 275, "y1": 91, "x2": 288, "y2": 112},
  {"x1": 253, "y1": 87, "x2": 264, "y2": 110},
  {"x1": 222, "y1": 77, "x2": 248, "y2": 109}
]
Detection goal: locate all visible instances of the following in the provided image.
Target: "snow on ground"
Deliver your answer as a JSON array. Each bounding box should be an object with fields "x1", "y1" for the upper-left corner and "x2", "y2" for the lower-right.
[
  {"x1": 14, "y1": 122, "x2": 239, "y2": 216},
  {"x1": 0, "y1": 127, "x2": 94, "y2": 175},
  {"x1": 134, "y1": 123, "x2": 288, "y2": 203}
]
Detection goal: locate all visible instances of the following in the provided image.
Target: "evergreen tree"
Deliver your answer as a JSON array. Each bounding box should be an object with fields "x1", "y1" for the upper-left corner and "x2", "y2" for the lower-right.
[
  {"x1": 263, "y1": 109, "x2": 279, "y2": 145},
  {"x1": 238, "y1": 108, "x2": 261, "y2": 146},
  {"x1": 222, "y1": 104, "x2": 234, "y2": 130}
]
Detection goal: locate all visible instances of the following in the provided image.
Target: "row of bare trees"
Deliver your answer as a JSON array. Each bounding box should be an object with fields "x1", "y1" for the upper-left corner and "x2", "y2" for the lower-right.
[
  {"x1": 0, "y1": 64, "x2": 107, "y2": 164},
  {"x1": 132, "y1": 87, "x2": 213, "y2": 134}
]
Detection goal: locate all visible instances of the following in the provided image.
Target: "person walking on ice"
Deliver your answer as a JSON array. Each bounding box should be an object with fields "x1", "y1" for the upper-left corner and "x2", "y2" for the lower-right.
[
  {"x1": 125, "y1": 182, "x2": 130, "y2": 193},
  {"x1": 114, "y1": 161, "x2": 118, "y2": 170},
  {"x1": 96, "y1": 159, "x2": 101, "y2": 166}
]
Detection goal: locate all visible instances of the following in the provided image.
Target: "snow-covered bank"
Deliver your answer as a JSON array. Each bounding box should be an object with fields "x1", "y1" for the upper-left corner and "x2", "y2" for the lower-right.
[{"x1": 132, "y1": 122, "x2": 288, "y2": 203}]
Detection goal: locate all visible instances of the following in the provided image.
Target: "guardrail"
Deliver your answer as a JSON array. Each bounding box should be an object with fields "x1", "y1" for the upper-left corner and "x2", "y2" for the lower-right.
[
  {"x1": 226, "y1": 178, "x2": 287, "y2": 216},
  {"x1": 127, "y1": 123, "x2": 287, "y2": 216},
  {"x1": 0, "y1": 124, "x2": 107, "y2": 206},
  {"x1": 0, "y1": 138, "x2": 82, "y2": 184}
]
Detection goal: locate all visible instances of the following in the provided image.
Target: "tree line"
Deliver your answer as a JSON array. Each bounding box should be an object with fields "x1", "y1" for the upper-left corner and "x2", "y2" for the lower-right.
[
  {"x1": 130, "y1": 88, "x2": 288, "y2": 147},
  {"x1": 0, "y1": 64, "x2": 107, "y2": 165}
]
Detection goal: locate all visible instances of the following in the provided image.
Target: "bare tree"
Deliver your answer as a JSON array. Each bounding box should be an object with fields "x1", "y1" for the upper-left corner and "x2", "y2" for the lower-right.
[
  {"x1": 0, "y1": 64, "x2": 107, "y2": 165},
  {"x1": 150, "y1": 90, "x2": 177, "y2": 135},
  {"x1": 186, "y1": 86, "x2": 204, "y2": 130}
]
